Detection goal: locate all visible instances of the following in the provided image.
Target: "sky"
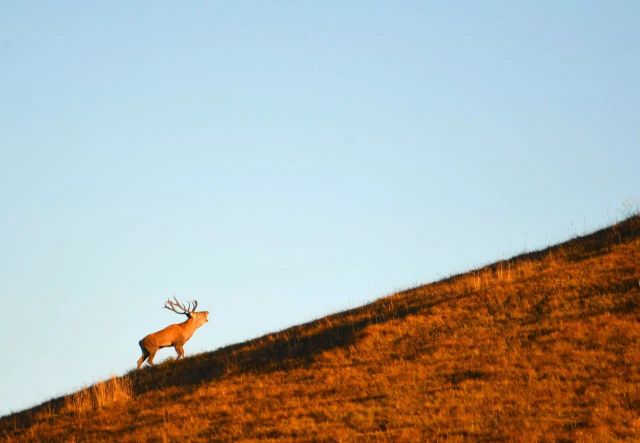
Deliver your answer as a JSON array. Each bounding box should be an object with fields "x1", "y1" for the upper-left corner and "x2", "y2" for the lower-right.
[{"x1": 1, "y1": 1, "x2": 638, "y2": 416}]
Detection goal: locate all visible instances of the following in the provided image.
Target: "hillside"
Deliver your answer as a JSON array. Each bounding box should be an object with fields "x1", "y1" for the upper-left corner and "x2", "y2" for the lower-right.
[{"x1": 2, "y1": 215, "x2": 639, "y2": 442}]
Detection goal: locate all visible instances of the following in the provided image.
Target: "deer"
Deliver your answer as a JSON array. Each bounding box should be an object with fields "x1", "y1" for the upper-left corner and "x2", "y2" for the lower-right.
[{"x1": 137, "y1": 297, "x2": 209, "y2": 369}]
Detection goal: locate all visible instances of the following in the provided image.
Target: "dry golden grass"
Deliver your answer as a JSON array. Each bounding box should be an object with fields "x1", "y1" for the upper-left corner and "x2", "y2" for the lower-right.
[
  {"x1": 63, "y1": 376, "x2": 133, "y2": 414},
  {"x1": 2, "y1": 215, "x2": 639, "y2": 442}
]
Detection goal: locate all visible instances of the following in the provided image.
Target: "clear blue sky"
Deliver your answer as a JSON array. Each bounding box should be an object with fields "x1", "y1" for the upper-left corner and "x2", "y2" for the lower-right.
[{"x1": 1, "y1": 1, "x2": 638, "y2": 416}]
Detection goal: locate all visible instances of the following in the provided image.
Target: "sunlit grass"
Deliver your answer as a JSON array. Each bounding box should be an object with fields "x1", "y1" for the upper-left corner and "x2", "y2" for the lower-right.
[
  {"x1": 2, "y1": 215, "x2": 639, "y2": 441},
  {"x1": 63, "y1": 376, "x2": 133, "y2": 414}
]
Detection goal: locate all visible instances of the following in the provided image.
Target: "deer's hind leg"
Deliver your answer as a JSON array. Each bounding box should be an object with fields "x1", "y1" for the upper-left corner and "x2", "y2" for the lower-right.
[
  {"x1": 137, "y1": 352, "x2": 148, "y2": 369},
  {"x1": 146, "y1": 349, "x2": 158, "y2": 366},
  {"x1": 137, "y1": 340, "x2": 152, "y2": 369}
]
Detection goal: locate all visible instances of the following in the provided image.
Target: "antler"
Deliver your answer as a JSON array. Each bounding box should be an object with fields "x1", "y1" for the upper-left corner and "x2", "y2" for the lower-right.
[{"x1": 164, "y1": 296, "x2": 198, "y2": 316}]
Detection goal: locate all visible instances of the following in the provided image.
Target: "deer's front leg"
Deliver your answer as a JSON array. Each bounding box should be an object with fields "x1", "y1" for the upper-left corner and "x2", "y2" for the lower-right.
[{"x1": 174, "y1": 345, "x2": 185, "y2": 359}]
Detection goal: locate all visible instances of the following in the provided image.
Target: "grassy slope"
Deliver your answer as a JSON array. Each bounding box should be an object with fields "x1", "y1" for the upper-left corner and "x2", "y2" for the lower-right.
[{"x1": 2, "y1": 216, "x2": 639, "y2": 442}]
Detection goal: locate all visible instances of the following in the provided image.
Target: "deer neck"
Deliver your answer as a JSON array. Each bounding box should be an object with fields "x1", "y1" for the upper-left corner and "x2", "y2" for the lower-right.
[{"x1": 180, "y1": 316, "x2": 200, "y2": 336}]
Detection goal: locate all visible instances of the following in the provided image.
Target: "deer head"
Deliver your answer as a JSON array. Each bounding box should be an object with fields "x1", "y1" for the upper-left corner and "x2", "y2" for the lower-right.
[{"x1": 164, "y1": 297, "x2": 209, "y2": 327}]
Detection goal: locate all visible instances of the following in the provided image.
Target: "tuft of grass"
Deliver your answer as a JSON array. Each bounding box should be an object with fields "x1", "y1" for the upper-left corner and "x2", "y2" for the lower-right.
[{"x1": 63, "y1": 376, "x2": 133, "y2": 414}]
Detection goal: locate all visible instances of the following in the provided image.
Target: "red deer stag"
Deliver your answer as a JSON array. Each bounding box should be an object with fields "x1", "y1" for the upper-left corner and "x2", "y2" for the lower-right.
[{"x1": 137, "y1": 298, "x2": 209, "y2": 369}]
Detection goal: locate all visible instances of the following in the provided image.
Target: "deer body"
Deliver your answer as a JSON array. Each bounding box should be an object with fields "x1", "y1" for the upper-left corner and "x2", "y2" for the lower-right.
[{"x1": 137, "y1": 298, "x2": 209, "y2": 369}]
